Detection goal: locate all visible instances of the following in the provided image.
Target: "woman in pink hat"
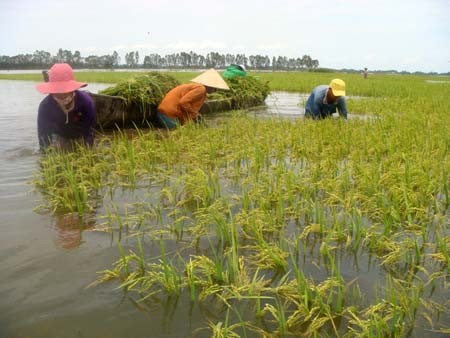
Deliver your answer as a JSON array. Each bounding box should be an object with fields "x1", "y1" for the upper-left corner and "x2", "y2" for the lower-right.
[{"x1": 36, "y1": 63, "x2": 96, "y2": 150}]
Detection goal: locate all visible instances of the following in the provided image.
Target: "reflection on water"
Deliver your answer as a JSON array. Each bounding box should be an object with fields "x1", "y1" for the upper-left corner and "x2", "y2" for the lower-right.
[
  {"x1": 248, "y1": 91, "x2": 373, "y2": 120},
  {"x1": 255, "y1": 91, "x2": 310, "y2": 116},
  {"x1": 52, "y1": 214, "x2": 96, "y2": 250}
]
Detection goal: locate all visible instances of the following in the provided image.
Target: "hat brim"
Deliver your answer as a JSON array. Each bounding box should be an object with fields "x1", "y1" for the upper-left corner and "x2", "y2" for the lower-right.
[
  {"x1": 331, "y1": 88, "x2": 345, "y2": 97},
  {"x1": 191, "y1": 69, "x2": 230, "y2": 90},
  {"x1": 36, "y1": 80, "x2": 87, "y2": 94}
]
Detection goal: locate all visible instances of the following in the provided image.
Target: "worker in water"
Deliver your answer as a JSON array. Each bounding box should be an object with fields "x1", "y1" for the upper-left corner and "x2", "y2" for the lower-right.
[
  {"x1": 223, "y1": 64, "x2": 247, "y2": 79},
  {"x1": 156, "y1": 68, "x2": 230, "y2": 129},
  {"x1": 36, "y1": 63, "x2": 96, "y2": 150},
  {"x1": 304, "y1": 78, "x2": 348, "y2": 119}
]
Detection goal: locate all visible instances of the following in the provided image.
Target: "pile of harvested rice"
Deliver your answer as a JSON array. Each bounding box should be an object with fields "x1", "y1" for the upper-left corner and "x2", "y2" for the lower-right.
[{"x1": 100, "y1": 72, "x2": 270, "y2": 111}]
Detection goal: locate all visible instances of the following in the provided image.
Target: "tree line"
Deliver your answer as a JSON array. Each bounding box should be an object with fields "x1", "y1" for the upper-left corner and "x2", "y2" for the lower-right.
[{"x1": 0, "y1": 49, "x2": 319, "y2": 71}]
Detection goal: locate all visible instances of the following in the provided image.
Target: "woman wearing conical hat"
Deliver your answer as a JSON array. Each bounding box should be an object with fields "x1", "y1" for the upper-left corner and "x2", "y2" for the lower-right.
[{"x1": 156, "y1": 69, "x2": 229, "y2": 129}]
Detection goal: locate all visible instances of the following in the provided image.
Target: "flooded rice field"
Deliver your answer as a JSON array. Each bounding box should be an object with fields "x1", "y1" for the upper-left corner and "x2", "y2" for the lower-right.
[
  {"x1": 0, "y1": 81, "x2": 308, "y2": 338},
  {"x1": 1, "y1": 80, "x2": 448, "y2": 338}
]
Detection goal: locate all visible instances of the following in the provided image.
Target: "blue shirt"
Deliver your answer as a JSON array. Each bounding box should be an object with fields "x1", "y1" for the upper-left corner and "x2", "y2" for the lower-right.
[
  {"x1": 37, "y1": 90, "x2": 96, "y2": 148},
  {"x1": 305, "y1": 85, "x2": 347, "y2": 119}
]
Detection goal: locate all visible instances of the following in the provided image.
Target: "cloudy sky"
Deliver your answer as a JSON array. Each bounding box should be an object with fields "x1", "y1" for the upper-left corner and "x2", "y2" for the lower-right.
[{"x1": 1, "y1": 0, "x2": 449, "y2": 72}]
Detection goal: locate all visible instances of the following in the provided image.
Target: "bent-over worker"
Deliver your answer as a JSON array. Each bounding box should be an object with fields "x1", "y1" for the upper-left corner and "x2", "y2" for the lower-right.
[
  {"x1": 36, "y1": 63, "x2": 96, "y2": 150},
  {"x1": 156, "y1": 68, "x2": 230, "y2": 129},
  {"x1": 305, "y1": 79, "x2": 348, "y2": 119}
]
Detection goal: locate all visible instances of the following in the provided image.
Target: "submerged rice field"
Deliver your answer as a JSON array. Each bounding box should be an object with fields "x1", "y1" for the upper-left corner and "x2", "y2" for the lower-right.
[{"x1": 31, "y1": 72, "x2": 450, "y2": 337}]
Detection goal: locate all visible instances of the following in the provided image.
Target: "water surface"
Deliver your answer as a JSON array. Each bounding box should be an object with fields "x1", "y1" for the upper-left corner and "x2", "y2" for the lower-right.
[
  {"x1": 0, "y1": 81, "x2": 193, "y2": 338},
  {"x1": 0, "y1": 81, "x2": 309, "y2": 338},
  {"x1": 1, "y1": 81, "x2": 443, "y2": 337}
]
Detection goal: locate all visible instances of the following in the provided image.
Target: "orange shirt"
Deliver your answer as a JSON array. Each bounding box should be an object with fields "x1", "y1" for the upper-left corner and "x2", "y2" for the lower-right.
[{"x1": 157, "y1": 83, "x2": 206, "y2": 124}]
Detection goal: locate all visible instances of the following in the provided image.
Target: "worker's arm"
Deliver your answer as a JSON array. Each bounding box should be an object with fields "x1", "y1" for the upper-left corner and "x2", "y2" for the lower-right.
[
  {"x1": 79, "y1": 92, "x2": 96, "y2": 146},
  {"x1": 37, "y1": 103, "x2": 52, "y2": 149},
  {"x1": 304, "y1": 92, "x2": 314, "y2": 115},
  {"x1": 336, "y1": 97, "x2": 348, "y2": 119},
  {"x1": 179, "y1": 86, "x2": 206, "y2": 119},
  {"x1": 305, "y1": 91, "x2": 322, "y2": 119}
]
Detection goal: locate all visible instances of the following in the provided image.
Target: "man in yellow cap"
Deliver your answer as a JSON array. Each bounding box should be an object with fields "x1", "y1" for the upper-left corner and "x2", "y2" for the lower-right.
[
  {"x1": 156, "y1": 68, "x2": 229, "y2": 129},
  {"x1": 305, "y1": 79, "x2": 347, "y2": 119}
]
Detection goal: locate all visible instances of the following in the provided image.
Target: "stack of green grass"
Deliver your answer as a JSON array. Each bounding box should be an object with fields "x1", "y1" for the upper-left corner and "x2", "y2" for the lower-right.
[
  {"x1": 99, "y1": 72, "x2": 180, "y2": 111},
  {"x1": 100, "y1": 72, "x2": 270, "y2": 112},
  {"x1": 211, "y1": 76, "x2": 271, "y2": 108}
]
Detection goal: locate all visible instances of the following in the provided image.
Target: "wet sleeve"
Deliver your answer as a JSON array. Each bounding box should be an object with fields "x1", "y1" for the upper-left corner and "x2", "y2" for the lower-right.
[
  {"x1": 311, "y1": 96, "x2": 321, "y2": 117},
  {"x1": 305, "y1": 91, "x2": 321, "y2": 118},
  {"x1": 178, "y1": 86, "x2": 206, "y2": 119},
  {"x1": 305, "y1": 92, "x2": 314, "y2": 113},
  {"x1": 37, "y1": 103, "x2": 51, "y2": 149},
  {"x1": 337, "y1": 97, "x2": 348, "y2": 119},
  {"x1": 81, "y1": 95, "x2": 96, "y2": 146}
]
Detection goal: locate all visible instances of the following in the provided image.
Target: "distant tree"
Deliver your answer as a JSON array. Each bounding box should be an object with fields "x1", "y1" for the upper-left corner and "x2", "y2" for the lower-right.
[
  {"x1": 206, "y1": 52, "x2": 224, "y2": 68},
  {"x1": 235, "y1": 54, "x2": 248, "y2": 69},
  {"x1": 249, "y1": 55, "x2": 256, "y2": 69},
  {"x1": 276, "y1": 56, "x2": 287, "y2": 70},
  {"x1": 190, "y1": 51, "x2": 200, "y2": 68},
  {"x1": 125, "y1": 51, "x2": 136, "y2": 68},
  {"x1": 135, "y1": 51, "x2": 139, "y2": 66},
  {"x1": 198, "y1": 54, "x2": 206, "y2": 68},
  {"x1": 32, "y1": 50, "x2": 52, "y2": 68},
  {"x1": 84, "y1": 55, "x2": 100, "y2": 68},
  {"x1": 143, "y1": 55, "x2": 151, "y2": 68},
  {"x1": 143, "y1": 53, "x2": 162, "y2": 68},
  {"x1": 72, "y1": 50, "x2": 82, "y2": 67},
  {"x1": 100, "y1": 54, "x2": 114, "y2": 69},
  {"x1": 112, "y1": 51, "x2": 120, "y2": 67},
  {"x1": 165, "y1": 54, "x2": 175, "y2": 68},
  {"x1": 261, "y1": 55, "x2": 267, "y2": 68},
  {"x1": 287, "y1": 58, "x2": 296, "y2": 70},
  {"x1": 180, "y1": 52, "x2": 192, "y2": 68},
  {"x1": 301, "y1": 55, "x2": 313, "y2": 69},
  {"x1": 225, "y1": 53, "x2": 235, "y2": 66},
  {"x1": 55, "y1": 48, "x2": 74, "y2": 64},
  {"x1": 0, "y1": 49, "x2": 326, "y2": 72}
]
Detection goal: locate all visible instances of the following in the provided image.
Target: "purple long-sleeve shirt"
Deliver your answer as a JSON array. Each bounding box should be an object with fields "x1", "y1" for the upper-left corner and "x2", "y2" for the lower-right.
[{"x1": 37, "y1": 90, "x2": 96, "y2": 148}]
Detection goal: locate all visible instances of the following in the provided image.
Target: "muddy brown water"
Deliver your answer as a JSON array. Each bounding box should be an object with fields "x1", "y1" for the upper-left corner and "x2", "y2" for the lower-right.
[{"x1": 0, "y1": 81, "x2": 447, "y2": 338}]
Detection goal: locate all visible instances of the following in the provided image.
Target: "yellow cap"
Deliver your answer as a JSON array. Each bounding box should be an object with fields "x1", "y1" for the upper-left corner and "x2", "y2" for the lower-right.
[{"x1": 329, "y1": 78, "x2": 346, "y2": 96}]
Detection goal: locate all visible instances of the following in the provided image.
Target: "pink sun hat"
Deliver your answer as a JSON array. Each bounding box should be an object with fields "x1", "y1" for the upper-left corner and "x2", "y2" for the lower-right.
[{"x1": 36, "y1": 63, "x2": 87, "y2": 94}]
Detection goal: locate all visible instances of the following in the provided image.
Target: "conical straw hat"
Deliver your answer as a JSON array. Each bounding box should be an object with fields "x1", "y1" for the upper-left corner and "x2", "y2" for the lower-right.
[{"x1": 191, "y1": 68, "x2": 230, "y2": 90}]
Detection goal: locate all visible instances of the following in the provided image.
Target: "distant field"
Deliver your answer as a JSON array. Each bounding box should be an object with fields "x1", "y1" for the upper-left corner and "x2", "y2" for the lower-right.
[
  {"x1": 1, "y1": 70, "x2": 449, "y2": 95},
  {"x1": 3, "y1": 70, "x2": 449, "y2": 118}
]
